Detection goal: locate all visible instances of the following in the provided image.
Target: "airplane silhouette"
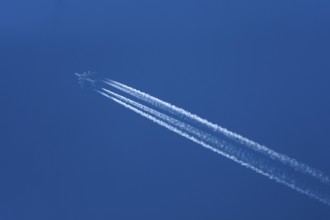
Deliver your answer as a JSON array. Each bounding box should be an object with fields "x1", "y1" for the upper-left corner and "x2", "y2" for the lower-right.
[{"x1": 75, "y1": 71, "x2": 97, "y2": 87}]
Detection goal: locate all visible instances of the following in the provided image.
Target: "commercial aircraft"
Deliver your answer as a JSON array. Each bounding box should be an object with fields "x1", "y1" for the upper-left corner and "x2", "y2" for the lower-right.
[{"x1": 75, "y1": 71, "x2": 97, "y2": 87}]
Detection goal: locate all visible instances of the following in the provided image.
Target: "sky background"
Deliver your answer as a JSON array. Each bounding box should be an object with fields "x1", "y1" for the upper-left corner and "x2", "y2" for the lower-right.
[{"x1": 1, "y1": 0, "x2": 330, "y2": 219}]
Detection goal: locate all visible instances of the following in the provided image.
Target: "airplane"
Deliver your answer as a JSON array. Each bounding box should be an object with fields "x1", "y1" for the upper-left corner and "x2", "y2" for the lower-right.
[{"x1": 75, "y1": 71, "x2": 97, "y2": 87}]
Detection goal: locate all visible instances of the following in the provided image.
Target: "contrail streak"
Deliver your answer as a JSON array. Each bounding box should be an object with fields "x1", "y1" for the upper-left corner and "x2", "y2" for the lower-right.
[
  {"x1": 98, "y1": 88, "x2": 330, "y2": 205},
  {"x1": 96, "y1": 88, "x2": 330, "y2": 206},
  {"x1": 104, "y1": 79, "x2": 330, "y2": 185}
]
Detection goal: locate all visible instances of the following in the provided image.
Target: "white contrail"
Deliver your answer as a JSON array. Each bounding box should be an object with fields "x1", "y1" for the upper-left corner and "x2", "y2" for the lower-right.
[
  {"x1": 96, "y1": 89, "x2": 330, "y2": 206},
  {"x1": 104, "y1": 79, "x2": 330, "y2": 184}
]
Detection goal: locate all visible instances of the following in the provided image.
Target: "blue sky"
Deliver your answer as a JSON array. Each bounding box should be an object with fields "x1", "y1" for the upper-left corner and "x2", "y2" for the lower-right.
[{"x1": 1, "y1": 0, "x2": 330, "y2": 219}]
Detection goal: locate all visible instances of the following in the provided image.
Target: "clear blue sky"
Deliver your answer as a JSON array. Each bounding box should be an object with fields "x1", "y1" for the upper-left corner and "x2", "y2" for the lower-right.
[{"x1": 1, "y1": 0, "x2": 330, "y2": 219}]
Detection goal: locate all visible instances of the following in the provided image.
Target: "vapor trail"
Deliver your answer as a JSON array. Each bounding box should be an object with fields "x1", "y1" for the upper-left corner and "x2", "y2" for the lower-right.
[
  {"x1": 97, "y1": 88, "x2": 330, "y2": 206},
  {"x1": 104, "y1": 79, "x2": 330, "y2": 184}
]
